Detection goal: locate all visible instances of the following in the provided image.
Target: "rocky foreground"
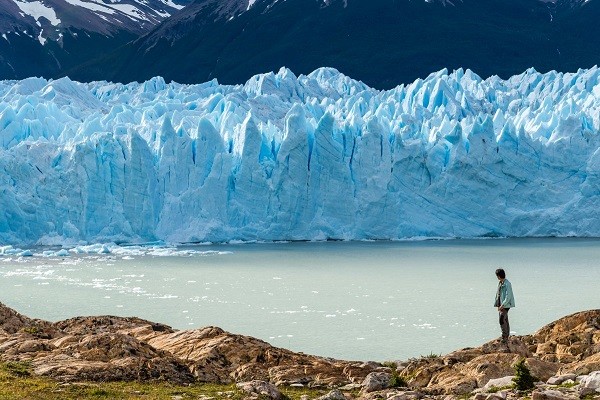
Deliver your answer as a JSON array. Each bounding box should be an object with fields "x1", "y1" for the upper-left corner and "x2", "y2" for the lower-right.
[{"x1": 1, "y1": 303, "x2": 599, "y2": 400}]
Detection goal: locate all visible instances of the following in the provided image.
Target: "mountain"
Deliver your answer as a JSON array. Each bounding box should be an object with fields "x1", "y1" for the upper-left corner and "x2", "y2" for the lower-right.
[
  {"x1": 2, "y1": 66, "x2": 600, "y2": 244},
  {"x1": 68, "y1": 0, "x2": 600, "y2": 88},
  {"x1": 0, "y1": 0, "x2": 191, "y2": 80}
]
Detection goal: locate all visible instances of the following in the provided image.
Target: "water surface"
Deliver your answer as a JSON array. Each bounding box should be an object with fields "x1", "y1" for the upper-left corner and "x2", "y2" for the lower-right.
[{"x1": 1, "y1": 238, "x2": 598, "y2": 361}]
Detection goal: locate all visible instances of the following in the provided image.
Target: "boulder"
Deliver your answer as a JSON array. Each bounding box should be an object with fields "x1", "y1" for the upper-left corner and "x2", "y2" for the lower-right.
[
  {"x1": 462, "y1": 354, "x2": 518, "y2": 387},
  {"x1": 316, "y1": 389, "x2": 347, "y2": 400},
  {"x1": 486, "y1": 393, "x2": 507, "y2": 400},
  {"x1": 361, "y1": 371, "x2": 391, "y2": 393},
  {"x1": 531, "y1": 389, "x2": 577, "y2": 400},
  {"x1": 387, "y1": 394, "x2": 408, "y2": 400},
  {"x1": 481, "y1": 376, "x2": 515, "y2": 391},
  {"x1": 428, "y1": 370, "x2": 477, "y2": 394},
  {"x1": 524, "y1": 358, "x2": 560, "y2": 382},
  {"x1": 236, "y1": 380, "x2": 282, "y2": 399},
  {"x1": 578, "y1": 370, "x2": 600, "y2": 396},
  {"x1": 546, "y1": 374, "x2": 576, "y2": 385}
]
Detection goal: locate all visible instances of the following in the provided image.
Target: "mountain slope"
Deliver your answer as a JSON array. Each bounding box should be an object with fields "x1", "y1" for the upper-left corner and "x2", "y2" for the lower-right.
[
  {"x1": 0, "y1": 0, "x2": 191, "y2": 80},
  {"x1": 70, "y1": 0, "x2": 599, "y2": 88}
]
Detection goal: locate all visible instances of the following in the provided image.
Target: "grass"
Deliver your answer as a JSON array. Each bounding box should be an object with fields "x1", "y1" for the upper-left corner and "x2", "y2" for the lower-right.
[
  {"x1": 487, "y1": 385, "x2": 514, "y2": 393},
  {"x1": 557, "y1": 381, "x2": 578, "y2": 389},
  {"x1": 0, "y1": 362, "x2": 327, "y2": 400}
]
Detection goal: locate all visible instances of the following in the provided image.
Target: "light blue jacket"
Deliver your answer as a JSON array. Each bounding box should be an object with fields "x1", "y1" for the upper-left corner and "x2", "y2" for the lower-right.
[{"x1": 495, "y1": 279, "x2": 515, "y2": 308}]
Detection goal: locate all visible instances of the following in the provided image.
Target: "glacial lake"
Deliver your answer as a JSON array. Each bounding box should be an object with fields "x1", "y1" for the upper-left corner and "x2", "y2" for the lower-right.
[{"x1": 1, "y1": 238, "x2": 599, "y2": 362}]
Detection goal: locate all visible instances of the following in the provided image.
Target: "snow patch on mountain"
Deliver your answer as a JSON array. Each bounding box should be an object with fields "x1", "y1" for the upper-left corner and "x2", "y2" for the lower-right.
[
  {"x1": 163, "y1": 0, "x2": 184, "y2": 10},
  {"x1": 3, "y1": 0, "x2": 191, "y2": 46},
  {"x1": 13, "y1": 0, "x2": 61, "y2": 26},
  {"x1": 1, "y1": 67, "x2": 600, "y2": 245}
]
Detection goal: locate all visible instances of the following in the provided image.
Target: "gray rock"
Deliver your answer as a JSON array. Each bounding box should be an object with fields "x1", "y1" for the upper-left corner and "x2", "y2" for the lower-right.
[
  {"x1": 361, "y1": 371, "x2": 392, "y2": 393},
  {"x1": 339, "y1": 383, "x2": 363, "y2": 391},
  {"x1": 316, "y1": 389, "x2": 346, "y2": 400},
  {"x1": 486, "y1": 393, "x2": 507, "y2": 400},
  {"x1": 531, "y1": 389, "x2": 577, "y2": 400},
  {"x1": 236, "y1": 380, "x2": 282, "y2": 400},
  {"x1": 481, "y1": 376, "x2": 515, "y2": 391},
  {"x1": 387, "y1": 392, "x2": 408, "y2": 400},
  {"x1": 547, "y1": 374, "x2": 577, "y2": 385},
  {"x1": 578, "y1": 371, "x2": 600, "y2": 396}
]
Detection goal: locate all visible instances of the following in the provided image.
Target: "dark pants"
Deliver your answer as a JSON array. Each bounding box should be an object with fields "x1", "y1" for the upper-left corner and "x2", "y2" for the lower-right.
[{"x1": 499, "y1": 308, "x2": 510, "y2": 341}]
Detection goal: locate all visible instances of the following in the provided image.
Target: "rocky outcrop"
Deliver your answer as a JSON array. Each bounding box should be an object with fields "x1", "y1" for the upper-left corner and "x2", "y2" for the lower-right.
[
  {"x1": 1, "y1": 302, "x2": 599, "y2": 398},
  {"x1": 396, "y1": 310, "x2": 600, "y2": 395},
  {"x1": 0, "y1": 302, "x2": 380, "y2": 386},
  {"x1": 0, "y1": 311, "x2": 194, "y2": 383}
]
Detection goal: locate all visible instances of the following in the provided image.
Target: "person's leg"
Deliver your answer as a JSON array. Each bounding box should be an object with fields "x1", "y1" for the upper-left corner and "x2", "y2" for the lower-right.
[{"x1": 499, "y1": 309, "x2": 510, "y2": 342}]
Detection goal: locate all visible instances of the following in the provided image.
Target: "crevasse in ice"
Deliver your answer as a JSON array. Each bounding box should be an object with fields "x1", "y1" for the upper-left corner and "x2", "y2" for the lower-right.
[{"x1": 1, "y1": 66, "x2": 600, "y2": 245}]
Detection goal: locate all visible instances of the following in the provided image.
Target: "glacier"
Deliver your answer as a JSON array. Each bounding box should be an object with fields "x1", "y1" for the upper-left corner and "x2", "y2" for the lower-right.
[{"x1": 1, "y1": 66, "x2": 600, "y2": 245}]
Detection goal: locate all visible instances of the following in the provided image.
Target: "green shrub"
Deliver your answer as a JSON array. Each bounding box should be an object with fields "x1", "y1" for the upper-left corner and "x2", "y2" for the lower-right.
[
  {"x1": 22, "y1": 326, "x2": 39, "y2": 335},
  {"x1": 389, "y1": 369, "x2": 407, "y2": 388},
  {"x1": 89, "y1": 388, "x2": 111, "y2": 397},
  {"x1": 2, "y1": 361, "x2": 31, "y2": 377},
  {"x1": 512, "y1": 358, "x2": 536, "y2": 391}
]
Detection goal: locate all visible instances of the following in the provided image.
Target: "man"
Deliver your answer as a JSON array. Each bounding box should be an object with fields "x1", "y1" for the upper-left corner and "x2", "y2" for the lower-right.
[{"x1": 494, "y1": 268, "x2": 515, "y2": 344}]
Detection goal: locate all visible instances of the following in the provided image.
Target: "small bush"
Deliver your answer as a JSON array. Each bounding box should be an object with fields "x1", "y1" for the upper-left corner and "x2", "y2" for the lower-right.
[
  {"x1": 90, "y1": 388, "x2": 111, "y2": 397},
  {"x1": 512, "y1": 358, "x2": 536, "y2": 391},
  {"x1": 2, "y1": 361, "x2": 31, "y2": 377},
  {"x1": 22, "y1": 326, "x2": 39, "y2": 335},
  {"x1": 389, "y1": 369, "x2": 407, "y2": 388}
]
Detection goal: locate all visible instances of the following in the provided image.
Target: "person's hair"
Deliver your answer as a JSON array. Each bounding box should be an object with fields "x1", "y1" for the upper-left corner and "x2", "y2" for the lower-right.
[{"x1": 495, "y1": 268, "x2": 506, "y2": 279}]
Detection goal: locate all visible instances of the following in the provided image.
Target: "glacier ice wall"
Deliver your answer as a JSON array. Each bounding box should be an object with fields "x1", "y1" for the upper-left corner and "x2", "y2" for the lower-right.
[{"x1": 2, "y1": 67, "x2": 600, "y2": 245}]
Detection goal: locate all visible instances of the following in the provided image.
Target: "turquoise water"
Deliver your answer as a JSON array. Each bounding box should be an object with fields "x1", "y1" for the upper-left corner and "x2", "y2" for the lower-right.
[{"x1": 1, "y1": 238, "x2": 599, "y2": 361}]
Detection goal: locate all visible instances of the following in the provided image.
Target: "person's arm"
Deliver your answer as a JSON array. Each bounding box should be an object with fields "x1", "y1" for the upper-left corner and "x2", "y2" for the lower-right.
[{"x1": 501, "y1": 281, "x2": 515, "y2": 308}]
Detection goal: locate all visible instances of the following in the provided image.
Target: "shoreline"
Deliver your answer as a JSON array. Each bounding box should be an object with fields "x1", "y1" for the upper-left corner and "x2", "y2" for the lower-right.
[
  {"x1": 3, "y1": 235, "x2": 600, "y2": 255},
  {"x1": 1, "y1": 302, "x2": 599, "y2": 399}
]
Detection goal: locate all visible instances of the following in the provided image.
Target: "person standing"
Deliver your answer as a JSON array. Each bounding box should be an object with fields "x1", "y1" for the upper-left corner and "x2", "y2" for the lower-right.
[{"x1": 494, "y1": 268, "x2": 515, "y2": 343}]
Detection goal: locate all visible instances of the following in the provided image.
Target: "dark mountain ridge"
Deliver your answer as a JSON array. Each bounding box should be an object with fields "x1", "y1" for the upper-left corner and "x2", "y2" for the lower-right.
[
  {"x1": 0, "y1": 0, "x2": 598, "y2": 87},
  {"x1": 67, "y1": 0, "x2": 600, "y2": 89}
]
